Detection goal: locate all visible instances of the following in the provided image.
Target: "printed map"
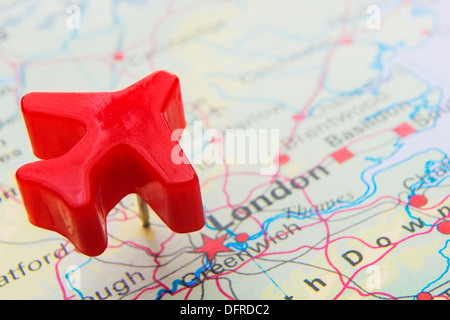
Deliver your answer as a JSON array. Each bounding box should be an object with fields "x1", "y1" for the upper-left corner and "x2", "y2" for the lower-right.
[{"x1": 0, "y1": 0, "x2": 450, "y2": 300}]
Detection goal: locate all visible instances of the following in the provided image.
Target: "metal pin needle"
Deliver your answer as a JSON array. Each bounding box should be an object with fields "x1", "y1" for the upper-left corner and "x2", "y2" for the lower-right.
[{"x1": 137, "y1": 195, "x2": 150, "y2": 228}]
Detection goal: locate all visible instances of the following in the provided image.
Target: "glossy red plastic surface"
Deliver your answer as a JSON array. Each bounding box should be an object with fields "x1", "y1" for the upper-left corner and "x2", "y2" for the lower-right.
[{"x1": 16, "y1": 71, "x2": 205, "y2": 256}]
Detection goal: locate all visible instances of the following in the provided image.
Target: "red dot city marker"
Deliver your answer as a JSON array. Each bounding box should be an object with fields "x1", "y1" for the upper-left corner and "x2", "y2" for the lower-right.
[
  {"x1": 292, "y1": 113, "x2": 305, "y2": 122},
  {"x1": 409, "y1": 195, "x2": 428, "y2": 208},
  {"x1": 417, "y1": 292, "x2": 433, "y2": 300},
  {"x1": 276, "y1": 154, "x2": 290, "y2": 165},
  {"x1": 393, "y1": 123, "x2": 416, "y2": 138},
  {"x1": 437, "y1": 221, "x2": 450, "y2": 235},
  {"x1": 113, "y1": 52, "x2": 124, "y2": 61},
  {"x1": 341, "y1": 37, "x2": 353, "y2": 45},
  {"x1": 235, "y1": 233, "x2": 249, "y2": 243},
  {"x1": 16, "y1": 71, "x2": 205, "y2": 257},
  {"x1": 331, "y1": 147, "x2": 354, "y2": 164}
]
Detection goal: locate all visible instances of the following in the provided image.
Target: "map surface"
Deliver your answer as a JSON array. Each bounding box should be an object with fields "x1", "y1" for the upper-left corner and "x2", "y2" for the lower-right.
[{"x1": 0, "y1": 0, "x2": 450, "y2": 300}]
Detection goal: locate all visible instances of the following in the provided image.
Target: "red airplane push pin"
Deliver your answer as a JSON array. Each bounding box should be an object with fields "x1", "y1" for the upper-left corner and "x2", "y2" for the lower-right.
[{"x1": 16, "y1": 71, "x2": 205, "y2": 256}]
